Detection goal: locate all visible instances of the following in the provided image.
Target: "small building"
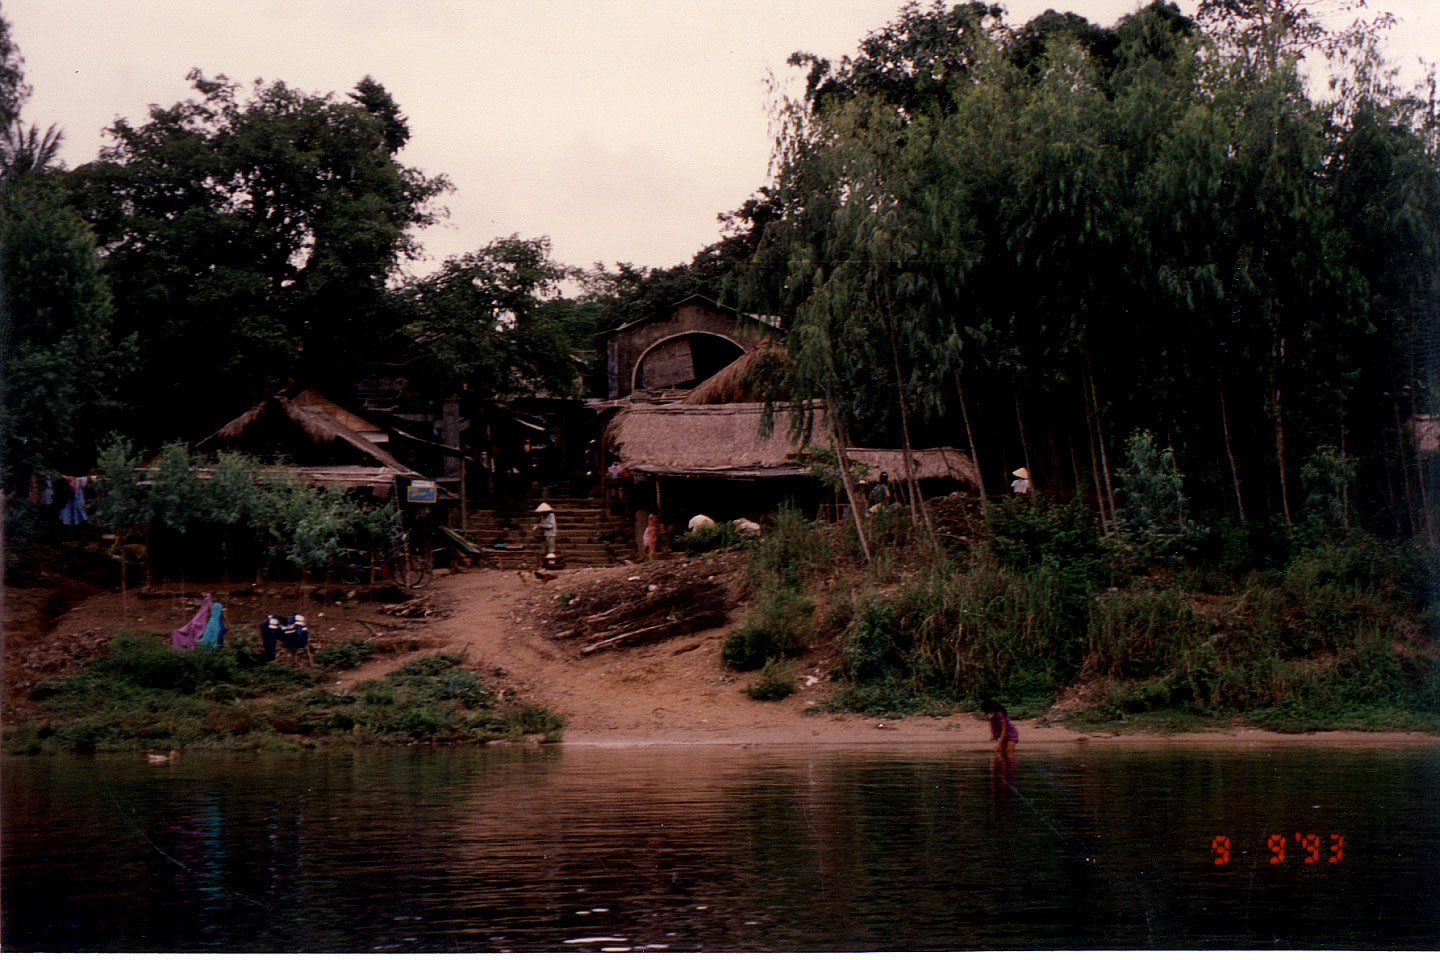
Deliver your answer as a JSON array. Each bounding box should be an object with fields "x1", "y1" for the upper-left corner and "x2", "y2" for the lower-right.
[
  {"x1": 595, "y1": 295, "x2": 780, "y2": 400},
  {"x1": 603, "y1": 399, "x2": 978, "y2": 520},
  {"x1": 197, "y1": 394, "x2": 428, "y2": 495}
]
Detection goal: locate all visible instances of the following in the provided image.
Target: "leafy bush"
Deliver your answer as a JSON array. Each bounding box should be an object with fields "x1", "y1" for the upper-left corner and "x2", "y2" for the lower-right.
[
  {"x1": 314, "y1": 637, "x2": 376, "y2": 670},
  {"x1": 722, "y1": 588, "x2": 814, "y2": 670},
  {"x1": 840, "y1": 599, "x2": 905, "y2": 683},
  {"x1": 721, "y1": 503, "x2": 827, "y2": 670},
  {"x1": 744, "y1": 660, "x2": 796, "y2": 701},
  {"x1": 985, "y1": 496, "x2": 1106, "y2": 579},
  {"x1": 675, "y1": 520, "x2": 741, "y2": 555},
  {"x1": 1108, "y1": 429, "x2": 1203, "y2": 568}
]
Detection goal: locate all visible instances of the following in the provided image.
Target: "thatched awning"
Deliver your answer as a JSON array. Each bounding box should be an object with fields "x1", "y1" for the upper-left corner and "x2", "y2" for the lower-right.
[
  {"x1": 291, "y1": 387, "x2": 387, "y2": 441},
  {"x1": 845, "y1": 447, "x2": 980, "y2": 488},
  {"x1": 199, "y1": 396, "x2": 422, "y2": 479},
  {"x1": 606, "y1": 402, "x2": 823, "y2": 479},
  {"x1": 682, "y1": 343, "x2": 788, "y2": 405}
]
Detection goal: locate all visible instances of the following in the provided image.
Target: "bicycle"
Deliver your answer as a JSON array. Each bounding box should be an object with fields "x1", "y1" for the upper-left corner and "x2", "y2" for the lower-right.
[{"x1": 336, "y1": 531, "x2": 433, "y2": 589}]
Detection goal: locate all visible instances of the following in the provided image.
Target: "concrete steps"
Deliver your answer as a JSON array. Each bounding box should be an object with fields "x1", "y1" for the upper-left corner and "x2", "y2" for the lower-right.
[{"x1": 460, "y1": 498, "x2": 633, "y2": 569}]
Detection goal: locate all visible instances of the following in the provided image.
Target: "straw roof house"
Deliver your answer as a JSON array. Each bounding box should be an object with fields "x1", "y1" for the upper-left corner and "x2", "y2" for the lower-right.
[
  {"x1": 198, "y1": 395, "x2": 424, "y2": 488},
  {"x1": 846, "y1": 447, "x2": 980, "y2": 487},
  {"x1": 605, "y1": 402, "x2": 822, "y2": 478},
  {"x1": 605, "y1": 398, "x2": 980, "y2": 490}
]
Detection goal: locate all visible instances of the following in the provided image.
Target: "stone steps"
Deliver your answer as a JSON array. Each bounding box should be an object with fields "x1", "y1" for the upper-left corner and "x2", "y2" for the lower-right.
[{"x1": 458, "y1": 498, "x2": 633, "y2": 568}]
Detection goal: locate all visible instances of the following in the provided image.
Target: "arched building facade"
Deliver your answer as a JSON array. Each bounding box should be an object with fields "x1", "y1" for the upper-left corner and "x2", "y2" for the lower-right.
[{"x1": 595, "y1": 295, "x2": 779, "y2": 400}]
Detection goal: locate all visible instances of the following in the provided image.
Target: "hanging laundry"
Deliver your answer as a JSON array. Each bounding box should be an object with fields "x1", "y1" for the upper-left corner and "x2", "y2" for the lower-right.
[
  {"x1": 59, "y1": 476, "x2": 88, "y2": 525},
  {"x1": 171, "y1": 593, "x2": 214, "y2": 651},
  {"x1": 198, "y1": 602, "x2": 227, "y2": 648},
  {"x1": 259, "y1": 613, "x2": 309, "y2": 662}
]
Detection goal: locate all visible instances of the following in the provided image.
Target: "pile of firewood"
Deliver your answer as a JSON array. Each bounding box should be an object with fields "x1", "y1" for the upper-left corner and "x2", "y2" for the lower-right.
[
  {"x1": 551, "y1": 567, "x2": 730, "y2": 655},
  {"x1": 381, "y1": 596, "x2": 449, "y2": 619}
]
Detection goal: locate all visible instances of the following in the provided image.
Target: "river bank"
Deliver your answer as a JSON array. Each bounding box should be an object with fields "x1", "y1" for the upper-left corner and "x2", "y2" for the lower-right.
[{"x1": 6, "y1": 558, "x2": 1438, "y2": 754}]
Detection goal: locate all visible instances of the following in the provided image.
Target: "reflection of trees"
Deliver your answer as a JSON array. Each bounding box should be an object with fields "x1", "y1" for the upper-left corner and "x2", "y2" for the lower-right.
[{"x1": 8, "y1": 747, "x2": 1436, "y2": 950}]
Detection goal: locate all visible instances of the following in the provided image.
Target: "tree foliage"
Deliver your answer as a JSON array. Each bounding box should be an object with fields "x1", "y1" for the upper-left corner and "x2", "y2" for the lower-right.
[
  {"x1": 66, "y1": 72, "x2": 450, "y2": 441},
  {"x1": 405, "y1": 235, "x2": 583, "y2": 400},
  {"x1": 740, "y1": 0, "x2": 1440, "y2": 538}
]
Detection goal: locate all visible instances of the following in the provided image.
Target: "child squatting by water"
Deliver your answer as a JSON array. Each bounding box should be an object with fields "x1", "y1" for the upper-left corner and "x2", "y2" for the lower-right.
[{"x1": 982, "y1": 699, "x2": 1018, "y2": 760}]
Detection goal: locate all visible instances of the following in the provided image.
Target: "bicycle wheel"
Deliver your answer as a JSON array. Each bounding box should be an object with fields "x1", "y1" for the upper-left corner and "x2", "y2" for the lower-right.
[
  {"x1": 335, "y1": 548, "x2": 371, "y2": 585},
  {"x1": 392, "y1": 549, "x2": 433, "y2": 589}
]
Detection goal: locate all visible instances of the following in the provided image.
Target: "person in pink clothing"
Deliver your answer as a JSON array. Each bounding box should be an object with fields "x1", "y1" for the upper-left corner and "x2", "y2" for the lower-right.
[{"x1": 981, "y1": 698, "x2": 1018, "y2": 760}]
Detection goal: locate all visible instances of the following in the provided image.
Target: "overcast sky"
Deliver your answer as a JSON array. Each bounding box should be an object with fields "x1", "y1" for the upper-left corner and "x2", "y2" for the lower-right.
[{"x1": 8, "y1": 0, "x2": 1439, "y2": 275}]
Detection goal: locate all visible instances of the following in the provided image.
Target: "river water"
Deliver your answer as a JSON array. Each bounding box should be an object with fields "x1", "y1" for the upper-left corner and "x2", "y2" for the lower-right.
[{"x1": 3, "y1": 744, "x2": 1437, "y2": 951}]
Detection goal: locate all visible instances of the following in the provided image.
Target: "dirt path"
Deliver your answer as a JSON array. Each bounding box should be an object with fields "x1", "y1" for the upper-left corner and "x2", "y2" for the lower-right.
[{"x1": 394, "y1": 567, "x2": 1440, "y2": 750}]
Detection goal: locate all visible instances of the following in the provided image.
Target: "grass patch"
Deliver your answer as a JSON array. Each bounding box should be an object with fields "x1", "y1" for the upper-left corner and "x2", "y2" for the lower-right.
[
  {"x1": 313, "y1": 636, "x2": 376, "y2": 670},
  {"x1": 9, "y1": 636, "x2": 565, "y2": 754}
]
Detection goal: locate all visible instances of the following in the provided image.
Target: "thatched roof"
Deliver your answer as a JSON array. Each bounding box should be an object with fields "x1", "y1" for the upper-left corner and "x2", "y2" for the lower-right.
[
  {"x1": 846, "y1": 447, "x2": 980, "y2": 488},
  {"x1": 291, "y1": 387, "x2": 386, "y2": 439},
  {"x1": 606, "y1": 402, "x2": 823, "y2": 478},
  {"x1": 199, "y1": 396, "x2": 421, "y2": 481},
  {"x1": 682, "y1": 343, "x2": 789, "y2": 405},
  {"x1": 606, "y1": 401, "x2": 980, "y2": 488}
]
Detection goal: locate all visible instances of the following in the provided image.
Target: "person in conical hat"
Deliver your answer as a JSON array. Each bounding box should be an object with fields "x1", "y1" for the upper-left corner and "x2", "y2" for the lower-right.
[
  {"x1": 1010, "y1": 466, "x2": 1031, "y2": 495},
  {"x1": 533, "y1": 502, "x2": 557, "y2": 556}
]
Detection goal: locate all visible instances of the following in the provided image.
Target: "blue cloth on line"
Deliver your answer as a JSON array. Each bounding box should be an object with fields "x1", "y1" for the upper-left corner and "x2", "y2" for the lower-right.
[{"x1": 198, "y1": 602, "x2": 227, "y2": 648}]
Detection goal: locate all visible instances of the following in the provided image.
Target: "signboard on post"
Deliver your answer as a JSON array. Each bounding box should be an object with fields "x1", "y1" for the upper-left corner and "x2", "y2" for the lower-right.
[{"x1": 406, "y1": 479, "x2": 437, "y2": 503}]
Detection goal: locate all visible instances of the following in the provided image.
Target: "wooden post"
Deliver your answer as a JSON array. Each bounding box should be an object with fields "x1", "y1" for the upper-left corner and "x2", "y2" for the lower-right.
[{"x1": 442, "y1": 396, "x2": 462, "y2": 480}]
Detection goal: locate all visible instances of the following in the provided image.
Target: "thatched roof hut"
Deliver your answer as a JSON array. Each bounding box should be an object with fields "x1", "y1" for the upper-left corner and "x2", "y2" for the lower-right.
[
  {"x1": 605, "y1": 400, "x2": 981, "y2": 492},
  {"x1": 605, "y1": 402, "x2": 823, "y2": 478},
  {"x1": 681, "y1": 343, "x2": 789, "y2": 405},
  {"x1": 846, "y1": 447, "x2": 980, "y2": 488},
  {"x1": 198, "y1": 395, "x2": 423, "y2": 487}
]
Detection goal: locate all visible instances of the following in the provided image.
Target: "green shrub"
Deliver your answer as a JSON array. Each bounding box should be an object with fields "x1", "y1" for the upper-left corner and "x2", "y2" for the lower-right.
[
  {"x1": 722, "y1": 588, "x2": 814, "y2": 670},
  {"x1": 744, "y1": 661, "x2": 796, "y2": 701},
  {"x1": 986, "y1": 497, "x2": 1107, "y2": 581},
  {"x1": 314, "y1": 637, "x2": 376, "y2": 670},
  {"x1": 675, "y1": 521, "x2": 741, "y2": 555},
  {"x1": 1087, "y1": 590, "x2": 1205, "y2": 679},
  {"x1": 840, "y1": 599, "x2": 905, "y2": 683},
  {"x1": 1107, "y1": 429, "x2": 1203, "y2": 568},
  {"x1": 815, "y1": 676, "x2": 941, "y2": 718}
]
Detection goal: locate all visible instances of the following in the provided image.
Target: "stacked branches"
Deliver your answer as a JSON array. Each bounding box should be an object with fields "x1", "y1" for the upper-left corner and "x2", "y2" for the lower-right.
[{"x1": 551, "y1": 564, "x2": 730, "y2": 655}]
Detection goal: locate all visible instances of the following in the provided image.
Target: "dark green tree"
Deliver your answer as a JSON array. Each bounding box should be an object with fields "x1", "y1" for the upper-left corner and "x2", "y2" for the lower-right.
[
  {"x1": 67, "y1": 71, "x2": 450, "y2": 441},
  {"x1": 405, "y1": 235, "x2": 581, "y2": 401},
  {"x1": 1, "y1": 178, "x2": 136, "y2": 490}
]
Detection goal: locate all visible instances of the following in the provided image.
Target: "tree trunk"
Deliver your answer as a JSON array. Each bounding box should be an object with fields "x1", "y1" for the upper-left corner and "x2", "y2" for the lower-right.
[
  {"x1": 1271, "y1": 332, "x2": 1292, "y2": 524},
  {"x1": 1394, "y1": 396, "x2": 1416, "y2": 537},
  {"x1": 883, "y1": 304, "x2": 936, "y2": 542},
  {"x1": 1081, "y1": 371, "x2": 1108, "y2": 534},
  {"x1": 1411, "y1": 356, "x2": 1435, "y2": 540},
  {"x1": 1215, "y1": 353, "x2": 1245, "y2": 522},
  {"x1": 954, "y1": 369, "x2": 988, "y2": 502},
  {"x1": 1083, "y1": 351, "x2": 1115, "y2": 521},
  {"x1": 832, "y1": 427, "x2": 872, "y2": 563}
]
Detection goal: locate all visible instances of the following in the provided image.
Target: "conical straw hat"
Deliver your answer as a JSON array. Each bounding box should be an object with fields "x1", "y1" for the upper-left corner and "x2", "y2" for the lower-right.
[
  {"x1": 535, "y1": 502, "x2": 554, "y2": 512},
  {"x1": 1012, "y1": 467, "x2": 1029, "y2": 479}
]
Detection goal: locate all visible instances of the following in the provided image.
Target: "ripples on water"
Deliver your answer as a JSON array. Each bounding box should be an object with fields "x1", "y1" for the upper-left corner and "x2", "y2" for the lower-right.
[{"x1": 4, "y1": 744, "x2": 1438, "y2": 950}]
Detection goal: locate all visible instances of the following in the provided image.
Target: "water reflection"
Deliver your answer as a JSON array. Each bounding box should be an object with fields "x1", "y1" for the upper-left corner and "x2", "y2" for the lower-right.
[{"x1": 4, "y1": 745, "x2": 1437, "y2": 951}]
